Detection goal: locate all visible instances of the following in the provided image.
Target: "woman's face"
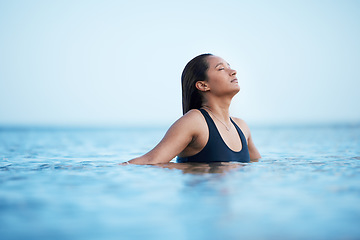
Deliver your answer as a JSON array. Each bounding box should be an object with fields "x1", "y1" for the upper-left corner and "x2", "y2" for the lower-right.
[{"x1": 204, "y1": 55, "x2": 240, "y2": 96}]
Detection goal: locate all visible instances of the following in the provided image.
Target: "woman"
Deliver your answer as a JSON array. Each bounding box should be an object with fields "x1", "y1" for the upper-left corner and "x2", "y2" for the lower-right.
[{"x1": 123, "y1": 53, "x2": 261, "y2": 165}]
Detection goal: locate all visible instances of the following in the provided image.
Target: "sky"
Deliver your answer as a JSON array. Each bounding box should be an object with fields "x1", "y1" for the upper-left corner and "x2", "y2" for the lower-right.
[{"x1": 0, "y1": 0, "x2": 359, "y2": 127}]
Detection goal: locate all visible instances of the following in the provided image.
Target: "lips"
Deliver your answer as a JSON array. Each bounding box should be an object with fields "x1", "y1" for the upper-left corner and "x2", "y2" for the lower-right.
[{"x1": 231, "y1": 78, "x2": 238, "y2": 83}]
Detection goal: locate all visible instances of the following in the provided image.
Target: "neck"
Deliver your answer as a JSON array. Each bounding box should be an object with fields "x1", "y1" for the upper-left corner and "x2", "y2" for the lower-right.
[{"x1": 202, "y1": 98, "x2": 232, "y2": 122}]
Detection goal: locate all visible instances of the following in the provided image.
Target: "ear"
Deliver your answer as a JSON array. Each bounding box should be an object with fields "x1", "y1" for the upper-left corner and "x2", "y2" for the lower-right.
[{"x1": 195, "y1": 81, "x2": 209, "y2": 92}]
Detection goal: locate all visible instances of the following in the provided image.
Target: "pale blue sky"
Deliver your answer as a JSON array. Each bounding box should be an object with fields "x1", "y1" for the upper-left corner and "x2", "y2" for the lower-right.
[{"x1": 0, "y1": 0, "x2": 359, "y2": 126}]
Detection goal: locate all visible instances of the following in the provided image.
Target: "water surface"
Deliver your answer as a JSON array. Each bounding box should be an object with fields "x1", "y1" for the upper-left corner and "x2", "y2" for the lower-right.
[{"x1": 0, "y1": 125, "x2": 359, "y2": 240}]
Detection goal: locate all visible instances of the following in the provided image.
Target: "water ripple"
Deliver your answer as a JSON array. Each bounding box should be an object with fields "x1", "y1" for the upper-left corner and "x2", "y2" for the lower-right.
[{"x1": 0, "y1": 126, "x2": 359, "y2": 240}]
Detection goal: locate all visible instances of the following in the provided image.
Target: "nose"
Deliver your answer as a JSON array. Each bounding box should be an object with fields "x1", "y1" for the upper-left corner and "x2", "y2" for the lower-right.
[{"x1": 230, "y1": 68, "x2": 237, "y2": 76}]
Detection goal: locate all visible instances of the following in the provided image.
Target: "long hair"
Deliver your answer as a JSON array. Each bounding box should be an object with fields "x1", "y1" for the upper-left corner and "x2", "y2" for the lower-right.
[{"x1": 181, "y1": 53, "x2": 212, "y2": 114}]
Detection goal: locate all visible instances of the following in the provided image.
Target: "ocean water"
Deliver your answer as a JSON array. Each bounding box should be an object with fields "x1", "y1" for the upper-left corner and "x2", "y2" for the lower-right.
[{"x1": 0, "y1": 124, "x2": 360, "y2": 240}]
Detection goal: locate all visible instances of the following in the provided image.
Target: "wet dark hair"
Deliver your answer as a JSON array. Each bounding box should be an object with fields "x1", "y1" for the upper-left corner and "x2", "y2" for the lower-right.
[{"x1": 181, "y1": 53, "x2": 213, "y2": 114}]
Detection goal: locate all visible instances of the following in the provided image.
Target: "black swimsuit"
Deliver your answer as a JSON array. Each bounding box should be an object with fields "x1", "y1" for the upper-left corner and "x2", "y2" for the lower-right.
[{"x1": 177, "y1": 109, "x2": 250, "y2": 163}]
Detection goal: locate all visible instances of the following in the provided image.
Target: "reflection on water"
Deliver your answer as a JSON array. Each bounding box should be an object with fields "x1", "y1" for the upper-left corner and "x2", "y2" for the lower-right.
[
  {"x1": 153, "y1": 160, "x2": 258, "y2": 174},
  {"x1": 0, "y1": 126, "x2": 359, "y2": 240}
]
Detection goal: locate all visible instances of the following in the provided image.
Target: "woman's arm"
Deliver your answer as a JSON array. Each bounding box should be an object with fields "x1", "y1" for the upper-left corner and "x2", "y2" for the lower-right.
[
  {"x1": 233, "y1": 118, "x2": 261, "y2": 161},
  {"x1": 124, "y1": 110, "x2": 202, "y2": 165},
  {"x1": 247, "y1": 132, "x2": 261, "y2": 160}
]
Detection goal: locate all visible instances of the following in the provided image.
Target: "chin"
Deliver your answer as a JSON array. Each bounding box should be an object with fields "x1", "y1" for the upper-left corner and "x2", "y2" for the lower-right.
[{"x1": 228, "y1": 87, "x2": 240, "y2": 97}]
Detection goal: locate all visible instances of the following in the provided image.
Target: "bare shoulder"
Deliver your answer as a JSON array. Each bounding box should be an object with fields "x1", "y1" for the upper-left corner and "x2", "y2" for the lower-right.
[
  {"x1": 231, "y1": 117, "x2": 251, "y2": 138},
  {"x1": 231, "y1": 117, "x2": 249, "y2": 128},
  {"x1": 179, "y1": 109, "x2": 205, "y2": 123},
  {"x1": 170, "y1": 109, "x2": 206, "y2": 133}
]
